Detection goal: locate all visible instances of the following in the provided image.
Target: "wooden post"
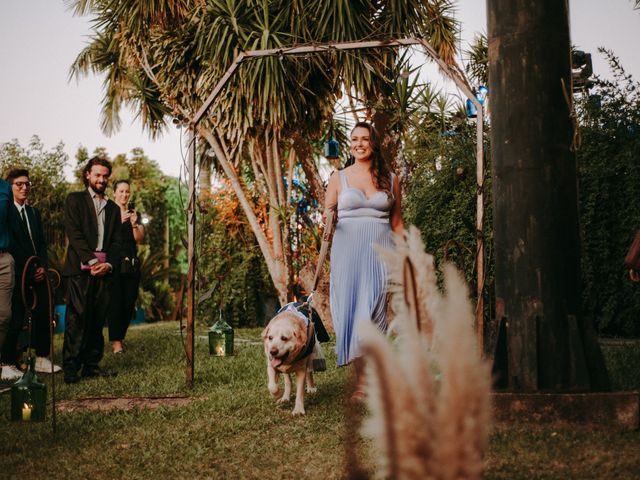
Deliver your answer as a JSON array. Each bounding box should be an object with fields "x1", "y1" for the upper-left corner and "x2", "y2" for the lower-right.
[
  {"x1": 488, "y1": 0, "x2": 609, "y2": 391},
  {"x1": 186, "y1": 127, "x2": 196, "y2": 387},
  {"x1": 475, "y1": 105, "x2": 485, "y2": 354}
]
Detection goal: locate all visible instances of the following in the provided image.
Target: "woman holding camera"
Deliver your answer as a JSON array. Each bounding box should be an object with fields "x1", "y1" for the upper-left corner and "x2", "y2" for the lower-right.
[{"x1": 108, "y1": 180, "x2": 144, "y2": 354}]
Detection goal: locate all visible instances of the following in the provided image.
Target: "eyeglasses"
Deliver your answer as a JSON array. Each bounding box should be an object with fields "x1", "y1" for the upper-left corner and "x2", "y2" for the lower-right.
[{"x1": 13, "y1": 181, "x2": 32, "y2": 189}]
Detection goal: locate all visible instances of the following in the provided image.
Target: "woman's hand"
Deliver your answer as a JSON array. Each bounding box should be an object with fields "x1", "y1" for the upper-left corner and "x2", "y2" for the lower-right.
[{"x1": 120, "y1": 209, "x2": 132, "y2": 223}]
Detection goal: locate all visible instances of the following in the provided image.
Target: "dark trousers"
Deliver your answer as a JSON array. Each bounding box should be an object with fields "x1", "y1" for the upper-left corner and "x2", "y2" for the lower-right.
[
  {"x1": 1, "y1": 281, "x2": 51, "y2": 364},
  {"x1": 62, "y1": 274, "x2": 111, "y2": 374},
  {"x1": 108, "y1": 274, "x2": 140, "y2": 342}
]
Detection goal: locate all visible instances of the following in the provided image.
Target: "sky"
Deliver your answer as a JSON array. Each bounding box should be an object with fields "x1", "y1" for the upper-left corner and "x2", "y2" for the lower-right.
[{"x1": 1, "y1": 1, "x2": 639, "y2": 180}]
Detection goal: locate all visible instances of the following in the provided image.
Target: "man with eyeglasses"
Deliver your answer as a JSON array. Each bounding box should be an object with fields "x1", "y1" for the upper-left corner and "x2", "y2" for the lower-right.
[
  {"x1": 3, "y1": 168, "x2": 61, "y2": 376},
  {"x1": 0, "y1": 176, "x2": 18, "y2": 381}
]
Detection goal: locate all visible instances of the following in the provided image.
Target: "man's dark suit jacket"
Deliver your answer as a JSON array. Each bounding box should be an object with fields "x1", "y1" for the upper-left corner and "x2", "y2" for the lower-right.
[
  {"x1": 63, "y1": 190, "x2": 121, "y2": 277},
  {"x1": 8, "y1": 203, "x2": 48, "y2": 280}
]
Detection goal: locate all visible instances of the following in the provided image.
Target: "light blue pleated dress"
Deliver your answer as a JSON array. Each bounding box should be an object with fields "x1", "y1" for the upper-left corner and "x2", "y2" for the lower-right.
[{"x1": 330, "y1": 170, "x2": 394, "y2": 366}]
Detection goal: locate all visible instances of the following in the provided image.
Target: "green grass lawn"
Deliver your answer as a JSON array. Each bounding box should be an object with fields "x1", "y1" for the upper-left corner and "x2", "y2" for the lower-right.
[{"x1": 1, "y1": 322, "x2": 639, "y2": 479}]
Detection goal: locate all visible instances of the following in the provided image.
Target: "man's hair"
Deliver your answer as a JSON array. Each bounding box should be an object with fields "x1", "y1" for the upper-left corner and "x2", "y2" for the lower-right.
[
  {"x1": 82, "y1": 156, "x2": 112, "y2": 185},
  {"x1": 5, "y1": 168, "x2": 29, "y2": 183}
]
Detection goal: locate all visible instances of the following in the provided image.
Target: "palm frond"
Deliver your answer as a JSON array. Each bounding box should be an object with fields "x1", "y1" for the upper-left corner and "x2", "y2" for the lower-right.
[{"x1": 464, "y1": 33, "x2": 488, "y2": 86}]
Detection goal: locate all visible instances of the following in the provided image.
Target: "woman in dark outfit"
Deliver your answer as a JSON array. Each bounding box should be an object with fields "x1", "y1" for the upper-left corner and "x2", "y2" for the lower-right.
[{"x1": 109, "y1": 180, "x2": 144, "y2": 353}]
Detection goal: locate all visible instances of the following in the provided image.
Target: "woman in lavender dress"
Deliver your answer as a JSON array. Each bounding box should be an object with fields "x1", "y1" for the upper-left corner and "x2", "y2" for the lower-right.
[{"x1": 324, "y1": 122, "x2": 404, "y2": 400}]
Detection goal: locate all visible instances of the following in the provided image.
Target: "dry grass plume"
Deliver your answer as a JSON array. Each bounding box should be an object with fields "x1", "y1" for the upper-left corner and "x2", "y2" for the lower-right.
[{"x1": 358, "y1": 226, "x2": 492, "y2": 479}]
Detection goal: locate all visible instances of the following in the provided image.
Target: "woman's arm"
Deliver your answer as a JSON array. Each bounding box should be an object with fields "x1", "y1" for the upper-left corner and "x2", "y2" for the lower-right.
[
  {"x1": 323, "y1": 171, "x2": 339, "y2": 223},
  {"x1": 389, "y1": 173, "x2": 405, "y2": 234},
  {"x1": 131, "y1": 212, "x2": 145, "y2": 243}
]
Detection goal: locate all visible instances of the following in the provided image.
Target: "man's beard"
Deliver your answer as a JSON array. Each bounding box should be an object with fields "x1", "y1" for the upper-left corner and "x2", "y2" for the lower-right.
[{"x1": 90, "y1": 180, "x2": 107, "y2": 194}]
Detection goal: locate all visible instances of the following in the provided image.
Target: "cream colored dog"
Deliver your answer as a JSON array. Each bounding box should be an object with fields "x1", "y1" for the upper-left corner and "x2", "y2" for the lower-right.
[{"x1": 261, "y1": 311, "x2": 319, "y2": 415}]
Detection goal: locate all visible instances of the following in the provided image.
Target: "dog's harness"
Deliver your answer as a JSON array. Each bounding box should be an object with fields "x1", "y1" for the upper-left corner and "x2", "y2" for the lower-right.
[{"x1": 277, "y1": 302, "x2": 316, "y2": 363}]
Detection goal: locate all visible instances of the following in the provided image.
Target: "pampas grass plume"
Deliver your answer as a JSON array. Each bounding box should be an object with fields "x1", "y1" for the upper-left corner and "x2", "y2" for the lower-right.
[{"x1": 361, "y1": 227, "x2": 492, "y2": 480}]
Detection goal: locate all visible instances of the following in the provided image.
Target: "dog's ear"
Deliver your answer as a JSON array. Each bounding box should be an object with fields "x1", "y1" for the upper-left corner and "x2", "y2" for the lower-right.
[{"x1": 261, "y1": 325, "x2": 270, "y2": 340}]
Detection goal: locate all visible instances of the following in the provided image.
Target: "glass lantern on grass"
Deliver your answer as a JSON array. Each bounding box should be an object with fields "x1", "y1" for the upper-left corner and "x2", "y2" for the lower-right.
[
  {"x1": 11, "y1": 356, "x2": 47, "y2": 421},
  {"x1": 208, "y1": 311, "x2": 234, "y2": 356}
]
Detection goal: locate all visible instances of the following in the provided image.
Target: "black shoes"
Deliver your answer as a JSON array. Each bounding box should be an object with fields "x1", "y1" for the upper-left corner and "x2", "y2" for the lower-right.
[
  {"x1": 81, "y1": 367, "x2": 117, "y2": 378},
  {"x1": 64, "y1": 367, "x2": 117, "y2": 383},
  {"x1": 64, "y1": 371, "x2": 81, "y2": 384}
]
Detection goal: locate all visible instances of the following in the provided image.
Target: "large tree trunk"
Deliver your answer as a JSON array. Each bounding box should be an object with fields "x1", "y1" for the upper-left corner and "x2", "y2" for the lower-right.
[{"x1": 488, "y1": 0, "x2": 609, "y2": 391}]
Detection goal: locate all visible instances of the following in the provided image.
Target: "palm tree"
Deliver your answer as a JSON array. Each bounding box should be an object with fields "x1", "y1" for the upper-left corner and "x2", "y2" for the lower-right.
[
  {"x1": 67, "y1": 0, "x2": 461, "y2": 303},
  {"x1": 464, "y1": 33, "x2": 488, "y2": 87}
]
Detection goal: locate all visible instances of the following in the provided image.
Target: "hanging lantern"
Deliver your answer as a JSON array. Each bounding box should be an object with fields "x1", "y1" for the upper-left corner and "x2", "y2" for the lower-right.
[
  {"x1": 11, "y1": 356, "x2": 46, "y2": 422},
  {"x1": 324, "y1": 137, "x2": 340, "y2": 159},
  {"x1": 208, "y1": 311, "x2": 234, "y2": 356},
  {"x1": 465, "y1": 98, "x2": 477, "y2": 118},
  {"x1": 324, "y1": 122, "x2": 340, "y2": 159},
  {"x1": 466, "y1": 86, "x2": 489, "y2": 119},
  {"x1": 477, "y1": 85, "x2": 489, "y2": 105}
]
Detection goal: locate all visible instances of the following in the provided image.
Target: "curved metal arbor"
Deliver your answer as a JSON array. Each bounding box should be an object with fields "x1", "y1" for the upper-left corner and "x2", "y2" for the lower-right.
[{"x1": 184, "y1": 37, "x2": 486, "y2": 386}]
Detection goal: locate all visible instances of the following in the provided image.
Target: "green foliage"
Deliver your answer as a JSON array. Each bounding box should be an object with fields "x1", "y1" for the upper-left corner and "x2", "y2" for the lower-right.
[
  {"x1": 137, "y1": 245, "x2": 177, "y2": 321},
  {"x1": 601, "y1": 339, "x2": 640, "y2": 390},
  {"x1": 0, "y1": 136, "x2": 70, "y2": 246},
  {"x1": 196, "y1": 187, "x2": 276, "y2": 328},
  {"x1": 576, "y1": 49, "x2": 640, "y2": 336},
  {"x1": 403, "y1": 101, "x2": 493, "y2": 315}
]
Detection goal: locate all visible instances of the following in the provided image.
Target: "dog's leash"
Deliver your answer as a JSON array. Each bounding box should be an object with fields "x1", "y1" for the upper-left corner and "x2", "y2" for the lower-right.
[
  {"x1": 310, "y1": 209, "x2": 335, "y2": 295},
  {"x1": 304, "y1": 208, "x2": 335, "y2": 333},
  {"x1": 287, "y1": 208, "x2": 334, "y2": 370}
]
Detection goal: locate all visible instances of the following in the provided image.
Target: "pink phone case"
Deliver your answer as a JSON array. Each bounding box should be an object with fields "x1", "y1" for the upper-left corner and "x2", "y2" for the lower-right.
[{"x1": 81, "y1": 251, "x2": 107, "y2": 271}]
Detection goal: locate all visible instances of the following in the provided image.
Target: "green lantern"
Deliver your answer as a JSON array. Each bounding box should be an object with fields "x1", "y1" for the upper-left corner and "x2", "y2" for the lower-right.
[
  {"x1": 208, "y1": 311, "x2": 234, "y2": 356},
  {"x1": 11, "y1": 356, "x2": 47, "y2": 422}
]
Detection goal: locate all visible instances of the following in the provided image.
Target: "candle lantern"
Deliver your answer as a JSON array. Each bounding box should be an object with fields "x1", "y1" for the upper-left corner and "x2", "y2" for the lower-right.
[
  {"x1": 11, "y1": 356, "x2": 47, "y2": 421},
  {"x1": 208, "y1": 311, "x2": 234, "y2": 356}
]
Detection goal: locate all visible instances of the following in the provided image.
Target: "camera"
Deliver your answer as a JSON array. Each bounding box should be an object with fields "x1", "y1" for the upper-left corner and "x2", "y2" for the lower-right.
[{"x1": 127, "y1": 201, "x2": 135, "y2": 212}]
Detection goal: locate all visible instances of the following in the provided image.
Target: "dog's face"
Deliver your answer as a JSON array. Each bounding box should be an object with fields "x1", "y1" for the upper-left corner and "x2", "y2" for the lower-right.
[{"x1": 262, "y1": 312, "x2": 306, "y2": 369}]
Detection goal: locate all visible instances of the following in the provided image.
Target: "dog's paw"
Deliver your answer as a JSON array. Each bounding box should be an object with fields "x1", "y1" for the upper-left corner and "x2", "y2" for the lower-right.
[
  {"x1": 291, "y1": 406, "x2": 306, "y2": 416},
  {"x1": 276, "y1": 395, "x2": 290, "y2": 404},
  {"x1": 268, "y1": 385, "x2": 281, "y2": 398},
  {"x1": 306, "y1": 385, "x2": 317, "y2": 394}
]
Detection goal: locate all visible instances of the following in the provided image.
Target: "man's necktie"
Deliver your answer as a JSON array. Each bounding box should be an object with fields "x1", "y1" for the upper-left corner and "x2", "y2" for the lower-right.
[{"x1": 21, "y1": 208, "x2": 36, "y2": 253}]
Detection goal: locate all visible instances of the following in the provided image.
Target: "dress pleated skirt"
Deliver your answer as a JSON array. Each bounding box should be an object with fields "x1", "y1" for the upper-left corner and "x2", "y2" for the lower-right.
[{"x1": 330, "y1": 217, "x2": 392, "y2": 366}]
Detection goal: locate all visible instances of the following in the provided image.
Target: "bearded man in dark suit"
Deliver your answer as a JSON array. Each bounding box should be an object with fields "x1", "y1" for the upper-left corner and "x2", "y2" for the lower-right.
[
  {"x1": 62, "y1": 156, "x2": 121, "y2": 384},
  {"x1": 3, "y1": 168, "x2": 61, "y2": 374}
]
